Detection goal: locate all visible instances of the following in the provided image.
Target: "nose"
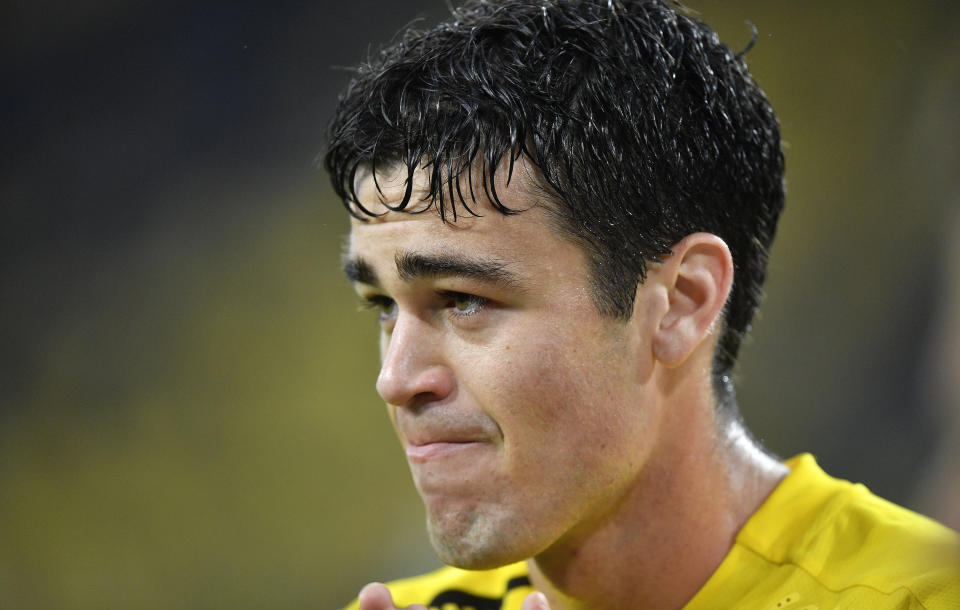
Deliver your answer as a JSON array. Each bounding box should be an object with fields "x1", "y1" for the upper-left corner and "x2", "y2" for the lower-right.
[{"x1": 376, "y1": 313, "x2": 455, "y2": 409}]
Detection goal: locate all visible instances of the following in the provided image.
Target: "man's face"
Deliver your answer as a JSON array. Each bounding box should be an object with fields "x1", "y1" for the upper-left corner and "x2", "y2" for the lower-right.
[{"x1": 345, "y1": 167, "x2": 661, "y2": 569}]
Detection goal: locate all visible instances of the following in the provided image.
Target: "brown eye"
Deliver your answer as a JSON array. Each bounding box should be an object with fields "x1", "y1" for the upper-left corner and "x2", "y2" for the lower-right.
[
  {"x1": 450, "y1": 293, "x2": 486, "y2": 316},
  {"x1": 377, "y1": 299, "x2": 397, "y2": 319},
  {"x1": 363, "y1": 296, "x2": 397, "y2": 321}
]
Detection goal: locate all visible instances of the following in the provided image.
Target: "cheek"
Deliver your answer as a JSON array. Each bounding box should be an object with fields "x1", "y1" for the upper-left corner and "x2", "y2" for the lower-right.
[{"x1": 477, "y1": 330, "x2": 643, "y2": 470}]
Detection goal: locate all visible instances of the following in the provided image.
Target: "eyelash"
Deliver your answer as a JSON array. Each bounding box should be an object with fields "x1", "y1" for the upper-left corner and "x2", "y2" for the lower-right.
[
  {"x1": 360, "y1": 291, "x2": 489, "y2": 322},
  {"x1": 443, "y1": 291, "x2": 488, "y2": 318},
  {"x1": 361, "y1": 295, "x2": 397, "y2": 322}
]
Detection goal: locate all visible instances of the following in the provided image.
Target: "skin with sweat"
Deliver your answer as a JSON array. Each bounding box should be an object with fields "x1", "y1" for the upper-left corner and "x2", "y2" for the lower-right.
[{"x1": 346, "y1": 165, "x2": 787, "y2": 610}]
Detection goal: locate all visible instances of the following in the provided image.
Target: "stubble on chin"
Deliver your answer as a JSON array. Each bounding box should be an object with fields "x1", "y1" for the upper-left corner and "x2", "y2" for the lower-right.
[{"x1": 425, "y1": 505, "x2": 525, "y2": 570}]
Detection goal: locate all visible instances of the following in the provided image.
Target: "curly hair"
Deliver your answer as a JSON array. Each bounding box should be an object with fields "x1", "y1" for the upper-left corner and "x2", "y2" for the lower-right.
[{"x1": 325, "y1": 0, "x2": 785, "y2": 412}]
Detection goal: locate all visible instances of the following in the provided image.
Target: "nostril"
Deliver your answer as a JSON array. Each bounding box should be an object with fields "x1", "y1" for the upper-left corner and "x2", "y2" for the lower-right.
[
  {"x1": 377, "y1": 365, "x2": 456, "y2": 410},
  {"x1": 407, "y1": 385, "x2": 455, "y2": 413}
]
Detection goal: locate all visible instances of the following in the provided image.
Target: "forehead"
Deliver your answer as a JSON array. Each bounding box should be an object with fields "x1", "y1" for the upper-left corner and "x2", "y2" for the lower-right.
[
  {"x1": 350, "y1": 160, "x2": 542, "y2": 217},
  {"x1": 346, "y1": 163, "x2": 564, "y2": 262}
]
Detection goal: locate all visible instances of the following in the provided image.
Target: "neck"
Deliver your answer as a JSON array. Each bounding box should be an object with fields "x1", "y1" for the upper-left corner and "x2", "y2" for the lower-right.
[{"x1": 526, "y1": 379, "x2": 787, "y2": 610}]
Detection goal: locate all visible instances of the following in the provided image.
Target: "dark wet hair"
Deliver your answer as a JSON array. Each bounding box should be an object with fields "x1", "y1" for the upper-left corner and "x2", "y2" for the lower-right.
[{"x1": 325, "y1": 0, "x2": 785, "y2": 412}]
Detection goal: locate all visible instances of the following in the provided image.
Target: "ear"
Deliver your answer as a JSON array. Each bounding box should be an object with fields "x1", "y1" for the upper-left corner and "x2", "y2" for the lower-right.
[{"x1": 651, "y1": 233, "x2": 733, "y2": 367}]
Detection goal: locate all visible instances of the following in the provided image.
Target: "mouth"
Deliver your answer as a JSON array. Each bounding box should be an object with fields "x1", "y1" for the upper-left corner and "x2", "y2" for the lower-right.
[
  {"x1": 405, "y1": 440, "x2": 486, "y2": 462},
  {"x1": 397, "y1": 408, "x2": 500, "y2": 463}
]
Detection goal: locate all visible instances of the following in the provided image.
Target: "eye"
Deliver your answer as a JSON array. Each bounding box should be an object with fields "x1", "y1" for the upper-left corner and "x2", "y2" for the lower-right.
[
  {"x1": 362, "y1": 295, "x2": 397, "y2": 322},
  {"x1": 447, "y1": 292, "x2": 487, "y2": 317}
]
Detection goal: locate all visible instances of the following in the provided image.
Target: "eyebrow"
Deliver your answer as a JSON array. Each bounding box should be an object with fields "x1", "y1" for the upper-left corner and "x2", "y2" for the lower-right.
[
  {"x1": 343, "y1": 257, "x2": 379, "y2": 286},
  {"x1": 396, "y1": 251, "x2": 520, "y2": 288},
  {"x1": 343, "y1": 250, "x2": 521, "y2": 290}
]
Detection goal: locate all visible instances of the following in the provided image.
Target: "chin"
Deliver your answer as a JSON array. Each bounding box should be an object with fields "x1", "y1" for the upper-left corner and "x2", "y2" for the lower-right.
[{"x1": 425, "y1": 505, "x2": 532, "y2": 570}]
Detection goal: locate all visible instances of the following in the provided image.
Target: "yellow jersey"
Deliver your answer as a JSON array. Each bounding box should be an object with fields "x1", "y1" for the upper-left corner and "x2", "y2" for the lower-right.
[{"x1": 343, "y1": 454, "x2": 960, "y2": 609}]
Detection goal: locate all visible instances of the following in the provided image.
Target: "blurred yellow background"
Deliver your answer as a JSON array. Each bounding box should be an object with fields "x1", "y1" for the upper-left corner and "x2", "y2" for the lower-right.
[{"x1": 2, "y1": 1, "x2": 958, "y2": 607}]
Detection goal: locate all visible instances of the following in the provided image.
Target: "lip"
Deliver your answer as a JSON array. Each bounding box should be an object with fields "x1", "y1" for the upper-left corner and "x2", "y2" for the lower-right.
[{"x1": 405, "y1": 440, "x2": 486, "y2": 462}]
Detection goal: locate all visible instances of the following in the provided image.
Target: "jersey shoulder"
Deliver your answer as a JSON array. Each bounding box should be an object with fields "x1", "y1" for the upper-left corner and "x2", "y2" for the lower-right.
[{"x1": 726, "y1": 454, "x2": 960, "y2": 609}]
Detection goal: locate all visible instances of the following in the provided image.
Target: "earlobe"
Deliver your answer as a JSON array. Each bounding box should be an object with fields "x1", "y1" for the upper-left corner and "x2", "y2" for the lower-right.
[{"x1": 651, "y1": 233, "x2": 733, "y2": 367}]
